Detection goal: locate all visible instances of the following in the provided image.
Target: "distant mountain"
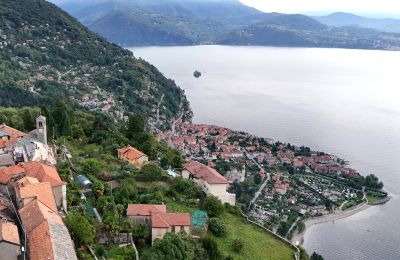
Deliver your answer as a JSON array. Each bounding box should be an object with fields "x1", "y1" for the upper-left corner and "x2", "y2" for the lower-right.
[
  {"x1": 50, "y1": 0, "x2": 400, "y2": 50},
  {"x1": 0, "y1": 0, "x2": 191, "y2": 122},
  {"x1": 313, "y1": 12, "x2": 400, "y2": 34},
  {"x1": 51, "y1": 0, "x2": 266, "y2": 45},
  {"x1": 216, "y1": 13, "x2": 400, "y2": 50}
]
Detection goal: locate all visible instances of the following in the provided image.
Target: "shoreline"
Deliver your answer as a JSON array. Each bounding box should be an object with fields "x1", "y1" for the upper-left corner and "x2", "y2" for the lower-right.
[{"x1": 291, "y1": 202, "x2": 372, "y2": 245}]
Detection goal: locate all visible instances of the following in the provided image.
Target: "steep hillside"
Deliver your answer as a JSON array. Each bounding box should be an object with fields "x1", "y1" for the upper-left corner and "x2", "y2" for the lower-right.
[
  {"x1": 314, "y1": 12, "x2": 400, "y2": 34},
  {"x1": 0, "y1": 0, "x2": 191, "y2": 125}
]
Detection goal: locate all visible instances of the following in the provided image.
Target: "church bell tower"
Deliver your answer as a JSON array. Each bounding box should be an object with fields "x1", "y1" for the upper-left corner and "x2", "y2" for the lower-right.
[{"x1": 36, "y1": 115, "x2": 47, "y2": 145}]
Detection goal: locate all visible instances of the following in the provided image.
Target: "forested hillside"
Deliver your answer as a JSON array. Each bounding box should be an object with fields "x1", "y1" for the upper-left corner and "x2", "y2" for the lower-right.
[{"x1": 0, "y1": 0, "x2": 191, "y2": 125}]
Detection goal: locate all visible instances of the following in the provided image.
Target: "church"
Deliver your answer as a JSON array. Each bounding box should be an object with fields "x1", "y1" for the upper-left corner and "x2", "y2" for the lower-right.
[{"x1": 0, "y1": 115, "x2": 56, "y2": 168}]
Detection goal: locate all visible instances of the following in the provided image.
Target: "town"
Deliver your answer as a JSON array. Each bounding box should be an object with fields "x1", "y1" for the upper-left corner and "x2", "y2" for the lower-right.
[{"x1": 157, "y1": 122, "x2": 386, "y2": 240}]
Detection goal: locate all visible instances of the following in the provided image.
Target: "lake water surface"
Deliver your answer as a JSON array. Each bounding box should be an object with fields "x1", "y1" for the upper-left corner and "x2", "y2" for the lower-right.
[{"x1": 129, "y1": 45, "x2": 400, "y2": 260}]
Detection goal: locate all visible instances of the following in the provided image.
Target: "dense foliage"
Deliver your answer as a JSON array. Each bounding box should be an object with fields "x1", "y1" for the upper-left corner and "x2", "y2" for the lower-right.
[{"x1": 0, "y1": 0, "x2": 190, "y2": 121}]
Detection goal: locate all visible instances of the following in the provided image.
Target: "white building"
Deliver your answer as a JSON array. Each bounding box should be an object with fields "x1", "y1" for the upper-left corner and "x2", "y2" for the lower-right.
[{"x1": 182, "y1": 161, "x2": 236, "y2": 206}]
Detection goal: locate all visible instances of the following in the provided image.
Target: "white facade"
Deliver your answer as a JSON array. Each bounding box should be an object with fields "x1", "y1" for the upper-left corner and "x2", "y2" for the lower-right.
[{"x1": 182, "y1": 169, "x2": 236, "y2": 206}]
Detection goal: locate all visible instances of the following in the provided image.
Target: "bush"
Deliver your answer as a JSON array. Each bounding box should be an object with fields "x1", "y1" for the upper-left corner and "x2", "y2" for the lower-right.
[
  {"x1": 95, "y1": 245, "x2": 106, "y2": 257},
  {"x1": 201, "y1": 237, "x2": 223, "y2": 260},
  {"x1": 140, "y1": 163, "x2": 164, "y2": 181},
  {"x1": 202, "y1": 196, "x2": 224, "y2": 217},
  {"x1": 208, "y1": 218, "x2": 227, "y2": 237},
  {"x1": 232, "y1": 239, "x2": 244, "y2": 252}
]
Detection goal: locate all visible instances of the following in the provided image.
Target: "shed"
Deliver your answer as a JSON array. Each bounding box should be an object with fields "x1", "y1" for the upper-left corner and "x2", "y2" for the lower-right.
[{"x1": 76, "y1": 175, "x2": 92, "y2": 188}]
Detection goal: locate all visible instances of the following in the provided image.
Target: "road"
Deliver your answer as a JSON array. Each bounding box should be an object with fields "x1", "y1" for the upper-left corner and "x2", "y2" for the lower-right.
[{"x1": 243, "y1": 148, "x2": 271, "y2": 207}]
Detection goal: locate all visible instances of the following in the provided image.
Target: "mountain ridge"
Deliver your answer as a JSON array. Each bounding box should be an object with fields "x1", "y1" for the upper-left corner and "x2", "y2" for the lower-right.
[{"x1": 51, "y1": 0, "x2": 400, "y2": 50}]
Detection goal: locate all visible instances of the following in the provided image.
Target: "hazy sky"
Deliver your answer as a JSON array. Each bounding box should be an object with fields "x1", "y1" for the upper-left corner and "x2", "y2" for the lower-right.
[{"x1": 240, "y1": 0, "x2": 400, "y2": 17}]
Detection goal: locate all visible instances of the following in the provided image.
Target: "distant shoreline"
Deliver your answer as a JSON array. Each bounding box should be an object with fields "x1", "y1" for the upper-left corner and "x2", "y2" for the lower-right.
[{"x1": 291, "y1": 201, "x2": 379, "y2": 245}]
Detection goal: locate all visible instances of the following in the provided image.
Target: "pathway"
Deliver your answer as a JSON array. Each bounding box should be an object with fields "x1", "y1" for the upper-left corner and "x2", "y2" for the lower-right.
[{"x1": 287, "y1": 217, "x2": 301, "y2": 237}]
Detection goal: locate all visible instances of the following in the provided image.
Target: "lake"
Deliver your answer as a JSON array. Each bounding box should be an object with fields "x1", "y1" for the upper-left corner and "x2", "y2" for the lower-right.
[{"x1": 129, "y1": 45, "x2": 400, "y2": 260}]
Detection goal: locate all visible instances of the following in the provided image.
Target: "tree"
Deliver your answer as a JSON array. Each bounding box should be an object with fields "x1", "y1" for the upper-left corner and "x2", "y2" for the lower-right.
[
  {"x1": 64, "y1": 213, "x2": 96, "y2": 245},
  {"x1": 103, "y1": 214, "x2": 118, "y2": 245},
  {"x1": 93, "y1": 180, "x2": 104, "y2": 198},
  {"x1": 254, "y1": 173, "x2": 262, "y2": 185},
  {"x1": 201, "y1": 237, "x2": 222, "y2": 260},
  {"x1": 202, "y1": 196, "x2": 224, "y2": 217},
  {"x1": 232, "y1": 239, "x2": 244, "y2": 252},
  {"x1": 277, "y1": 221, "x2": 290, "y2": 237},
  {"x1": 126, "y1": 113, "x2": 145, "y2": 139},
  {"x1": 121, "y1": 218, "x2": 133, "y2": 243},
  {"x1": 142, "y1": 232, "x2": 194, "y2": 260},
  {"x1": 208, "y1": 218, "x2": 227, "y2": 237},
  {"x1": 140, "y1": 163, "x2": 164, "y2": 181},
  {"x1": 82, "y1": 159, "x2": 101, "y2": 176},
  {"x1": 311, "y1": 252, "x2": 324, "y2": 260},
  {"x1": 132, "y1": 224, "x2": 149, "y2": 245},
  {"x1": 52, "y1": 100, "x2": 71, "y2": 137},
  {"x1": 297, "y1": 220, "x2": 305, "y2": 233},
  {"x1": 365, "y1": 174, "x2": 384, "y2": 190},
  {"x1": 22, "y1": 108, "x2": 35, "y2": 131}
]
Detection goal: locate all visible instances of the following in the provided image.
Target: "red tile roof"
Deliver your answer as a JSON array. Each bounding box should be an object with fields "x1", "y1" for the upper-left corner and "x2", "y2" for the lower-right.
[
  {"x1": 0, "y1": 165, "x2": 25, "y2": 184},
  {"x1": 18, "y1": 181, "x2": 57, "y2": 212},
  {"x1": 0, "y1": 162, "x2": 66, "y2": 186},
  {"x1": 0, "y1": 124, "x2": 27, "y2": 139},
  {"x1": 19, "y1": 199, "x2": 62, "y2": 233},
  {"x1": 151, "y1": 213, "x2": 191, "y2": 228},
  {"x1": 117, "y1": 146, "x2": 147, "y2": 161},
  {"x1": 184, "y1": 161, "x2": 229, "y2": 184},
  {"x1": 28, "y1": 220, "x2": 55, "y2": 260},
  {"x1": 127, "y1": 204, "x2": 166, "y2": 216},
  {"x1": 21, "y1": 162, "x2": 66, "y2": 187},
  {"x1": 0, "y1": 221, "x2": 20, "y2": 245}
]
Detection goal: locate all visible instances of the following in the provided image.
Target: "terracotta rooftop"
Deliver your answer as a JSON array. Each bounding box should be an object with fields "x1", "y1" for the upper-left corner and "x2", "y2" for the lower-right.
[
  {"x1": 0, "y1": 221, "x2": 20, "y2": 246},
  {"x1": 19, "y1": 199, "x2": 62, "y2": 233},
  {"x1": 21, "y1": 162, "x2": 66, "y2": 187},
  {"x1": 127, "y1": 204, "x2": 166, "y2": 216},
  {"x1": 0, "y1": 124, "x2": 27, "y2": 139},
  {"x1": 151, "y1": 213, "x2": 191, "y2": 228},
  {"x1": 18, "y1": 181, "x2": 57, "y2": 212},
  {"x1": 0, "y1": 165, "x2": 25, "y2": 184},
  {"x1": 184, "y1": 161, "x2": 229, "y2": 184},
  {"x1": 117, "y1": 146, "x2": 147, "y2": 161},
  {"x1": 28, "y1": 219, "x2": 77, "y2": 260}
]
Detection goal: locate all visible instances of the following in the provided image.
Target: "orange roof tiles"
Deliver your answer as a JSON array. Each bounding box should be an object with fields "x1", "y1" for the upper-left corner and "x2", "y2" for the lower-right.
[
  {"x1": 28, "y1": 220, "x2": 55, "y2": 260},
  {"x1": 151, "y1": 213, "x2": 191, "y2": 228},
  {"x1": 18, "y1": 181, "x2": 57, "y2": 212},
  {"x1": 0, "y1": 221, "x2": 20, "y2": 245},
  {"x1": 0, "y1": 124, "x2": 27, "y2": 139},
  {"x1": 21, "y1": 162, "x2": 66, "y2": 187},
  {"x1": 117, "y1": 146, "x2": 147, "y2": 161},
  {"x1": 127, "y1": 204, "x2": 166, "y2": 216},
  {"x1": 184, "y1": 161, "x2": 229, "y2": 184},
  {"x1": 19, "y1": 200, "x2": 62, "y2": 233},
  {"x1": 0, "y1": 165, "x2": 25, "y2": 184}
]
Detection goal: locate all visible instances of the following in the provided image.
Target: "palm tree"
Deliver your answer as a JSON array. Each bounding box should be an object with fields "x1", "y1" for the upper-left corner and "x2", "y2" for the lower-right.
[{"x1": 116, "y1": 204, "x2": 125, "y2": 242}]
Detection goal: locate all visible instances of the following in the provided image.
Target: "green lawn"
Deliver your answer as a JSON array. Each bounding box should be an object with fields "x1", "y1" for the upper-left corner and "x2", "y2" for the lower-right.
[
  {"x1": 165, "y1": 200, "x2": 295, "y2": 260},
  {"x1": 213, "y1": 212, "x2": 295, "y2": 260},
  {"x1": 367, "y1": 194, "x2": 385, "y2": 204}
]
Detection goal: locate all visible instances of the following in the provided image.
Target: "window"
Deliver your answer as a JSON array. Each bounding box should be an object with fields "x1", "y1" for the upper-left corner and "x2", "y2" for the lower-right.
[{"x1": 39, "y1": 121, "x2": 43, "y2": 127}]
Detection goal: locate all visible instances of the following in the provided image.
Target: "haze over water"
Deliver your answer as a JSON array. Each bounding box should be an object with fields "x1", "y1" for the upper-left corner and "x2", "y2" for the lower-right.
[{"x1": 130, "y1": 45, "x2": 400, "y2": 260}]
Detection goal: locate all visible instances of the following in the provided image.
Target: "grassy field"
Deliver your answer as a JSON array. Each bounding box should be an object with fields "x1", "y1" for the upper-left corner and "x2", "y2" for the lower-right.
[
  {"x1": 165, "y1": 200, "x2": 295, "y2": 260},
  {"x1": 213, "y1": 212, "x2": 295, "y2": 260}
]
